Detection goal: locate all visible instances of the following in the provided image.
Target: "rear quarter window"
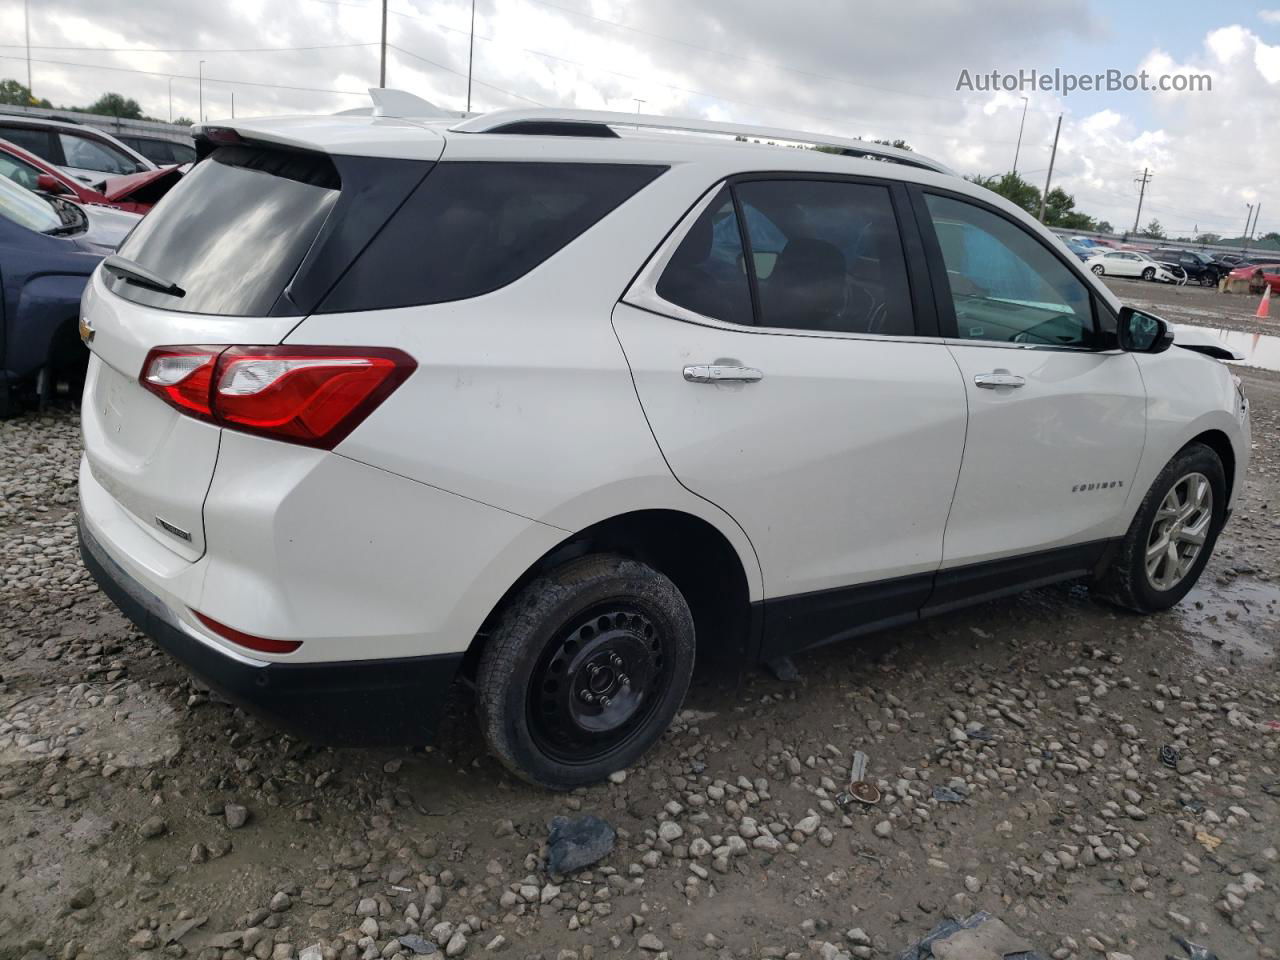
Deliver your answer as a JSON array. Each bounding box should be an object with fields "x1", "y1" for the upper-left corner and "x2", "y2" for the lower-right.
[{"x1": 318, "y1": 162, "x2": 665, "y2": 313}]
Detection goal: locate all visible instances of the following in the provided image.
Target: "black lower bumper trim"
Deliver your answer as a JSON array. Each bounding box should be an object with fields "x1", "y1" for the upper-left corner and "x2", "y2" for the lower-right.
[{"x1": 79, "y1": 518, "x2": 463, "y2": 746}]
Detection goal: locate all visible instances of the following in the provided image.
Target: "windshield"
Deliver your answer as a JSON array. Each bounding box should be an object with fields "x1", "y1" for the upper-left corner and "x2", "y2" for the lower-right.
[{"x1": 0, "y1": 172, "x2": 62, "y2": 233}]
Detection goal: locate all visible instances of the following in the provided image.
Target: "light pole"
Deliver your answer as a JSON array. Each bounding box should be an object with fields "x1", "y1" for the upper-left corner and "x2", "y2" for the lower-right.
[
  {"x1": 379, "y1": 0, "x2": 387, "y2": 87},
  {"x1": 168, "y1": 77, "x2": 173, "y2": 123},
  {"x1": 24, "y1": 0, "x2": 32, "y2": 100},
  {"x1": 465, "y1": 0, "x2": 476, "y2": 113},
  {"x1": 1011, "y1": 96, "x2": 1028, "y2": 177},
  {"x1": 198, "y1": 60, "x2": 205, "y2": 122}
]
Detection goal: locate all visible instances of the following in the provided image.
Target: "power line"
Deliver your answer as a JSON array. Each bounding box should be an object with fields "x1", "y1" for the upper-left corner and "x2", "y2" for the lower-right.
[
  {"x1": 0, "y1": 55, "x2": 369, "y2": 97},
  {"x1": 0, "y1": 42, "x2": 378, "y2": 54},
  {"x1": 386, "y1": 43, "x2": 543, "y2": 105}
]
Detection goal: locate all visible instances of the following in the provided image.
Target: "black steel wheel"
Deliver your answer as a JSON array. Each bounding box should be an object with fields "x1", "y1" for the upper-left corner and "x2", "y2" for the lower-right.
[{"x1": 476, "y1": 554, "x2": 695, "y2": 789}]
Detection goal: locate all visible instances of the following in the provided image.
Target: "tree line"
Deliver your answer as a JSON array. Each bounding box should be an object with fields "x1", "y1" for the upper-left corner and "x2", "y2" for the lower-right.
[{"x1": 0, "y1": 79, "x2": 193, "y2": 125}]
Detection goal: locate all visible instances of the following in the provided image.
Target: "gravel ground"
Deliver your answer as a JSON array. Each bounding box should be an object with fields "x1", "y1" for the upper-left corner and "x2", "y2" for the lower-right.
[
  {"x1": 1100, "y1": 275, "x2": 1279, "y2": 338},
  {"x1": 1, "y1": 358, "x2": 1278, "y2": 960}
]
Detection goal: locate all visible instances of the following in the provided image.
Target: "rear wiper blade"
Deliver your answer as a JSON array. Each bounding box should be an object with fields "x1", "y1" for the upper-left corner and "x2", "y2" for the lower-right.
[{"x1": 102, "y1": 255, "x2": 186, "y2": 298}]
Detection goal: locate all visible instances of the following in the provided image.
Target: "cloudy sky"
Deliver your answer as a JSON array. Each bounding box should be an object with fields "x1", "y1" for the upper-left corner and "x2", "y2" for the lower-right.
[{"x1": 2, "y1": 0, "x2": 1276, "y2": 238}]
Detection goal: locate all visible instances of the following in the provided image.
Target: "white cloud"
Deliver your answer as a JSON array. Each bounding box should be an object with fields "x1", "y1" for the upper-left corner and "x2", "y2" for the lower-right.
[{"x1": 1259, "y1": 9, "x2": 1280, "y2": 24}]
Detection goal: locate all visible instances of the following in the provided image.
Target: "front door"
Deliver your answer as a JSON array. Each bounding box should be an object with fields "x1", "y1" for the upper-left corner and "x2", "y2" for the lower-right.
[
  {"x1": 616, "y1": 177, "x2": 968, "y2": 654},
  {"x1": 914, "y1": 189, "x2": 1147, "y2": 601}
]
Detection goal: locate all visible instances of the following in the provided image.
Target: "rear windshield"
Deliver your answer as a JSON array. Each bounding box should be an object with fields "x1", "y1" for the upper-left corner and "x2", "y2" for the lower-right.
[
  {"x1": 318, "y1": 161, "x2": 665, "y2": 313},
  {"x1": 107, "y1": 146, "x2": 339, "y2": 316}
]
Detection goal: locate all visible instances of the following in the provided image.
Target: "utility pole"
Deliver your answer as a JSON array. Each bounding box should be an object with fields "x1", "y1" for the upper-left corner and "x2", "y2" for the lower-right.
[
  {"x1": 379, "y1": 0, "x2": 388, "y2": 88},
  {"x1": 1011, "y1": 95, "x2": 1028, "y2": 177},
  {"x1": 1132, "y1": 167, "x2": 1152, "y2": 234},
  {"x1": 168, "y1": 77, "x2": 173, "y2": 123},
  {"x1": 231, "y1": 91, "x2": 235, "y2": 119},
  {"x1": 198, "y1": 60, "x2": 205, "y2": 122},
  {"x1": 1242, "y1": 203, "x2": 1254, "y2": 251},
  {"x1": 632, "y1": 98, "x2": 646, "y2": 130},
  {"x1": 465, "y1": 0, "x2": 476, "y2": 113},
  {"x1": 24, "y1": 0, "x2": 32, "y2": 100},
  {"x1": 1037, "y1": 113, "x2": 1062, "y2": 223}
]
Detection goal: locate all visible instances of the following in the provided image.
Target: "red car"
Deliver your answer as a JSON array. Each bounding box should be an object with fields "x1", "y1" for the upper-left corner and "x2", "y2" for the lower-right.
[
  {"x1": 1228, "y1": 262, "x2": 1280, "y2": 295},
  {"x1": 0, "y1": 138, "x2": 181, "y2": 214}
]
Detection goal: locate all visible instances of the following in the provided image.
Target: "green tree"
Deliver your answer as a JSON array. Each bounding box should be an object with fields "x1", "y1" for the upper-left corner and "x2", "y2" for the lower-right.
[
  {"x1": 1142, "y1": 218, "x2": 1165, "y2": 239},
  {"x1": 0, "y1": 78, "x2": 51, "y2": 108},
  {"x1": 1041, "y1": 187, "x2": 1096, "y2": 230},
  {"x1": 1195, "y1": 232, "x2": 1221, "y2": 244},
  {"x1": 1096, "y1": 221, "x2": 1114, "y2": 235},
  {"x1": 1262, "y1": 231, "x2": 1280, "y2": 243},
  {"x1": 966, "y1": 172, "x2": 1041, "y2": 216},
  {"x1": 81, "y1": 92, "x2": 145, "y2": 119},
  {"x1": 872, "y1": 138, "x2": 911, "y2": 151}
]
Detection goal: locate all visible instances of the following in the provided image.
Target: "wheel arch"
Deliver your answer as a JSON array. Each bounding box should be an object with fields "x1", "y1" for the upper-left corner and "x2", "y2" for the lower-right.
[
  {"x1": 464, "y1": 508, "x2": 759, "y2": 674},
  {"x1": 1186, "y1": 428, "x2": 1236, "y2": 505}
]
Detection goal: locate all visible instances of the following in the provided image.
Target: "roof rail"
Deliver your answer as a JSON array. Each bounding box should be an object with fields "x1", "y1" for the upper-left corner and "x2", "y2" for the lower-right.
[{"x1": 449, "y1": 108, "x2": 954, "y2": 176}]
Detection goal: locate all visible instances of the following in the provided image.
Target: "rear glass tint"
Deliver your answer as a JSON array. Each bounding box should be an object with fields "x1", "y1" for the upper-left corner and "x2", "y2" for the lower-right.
[
  {"x1": 107, "y1": 146, "x2": 340, "y2": 316},
  {"x1": 319, "y1": 162, "x2": 665, "y2": 313}
]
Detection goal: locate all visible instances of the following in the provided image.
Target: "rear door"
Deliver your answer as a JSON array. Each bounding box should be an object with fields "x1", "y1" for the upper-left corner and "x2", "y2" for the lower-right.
[
  {"x1": 617, "y1": 176, "x2": 967, "y2": 654},
  {"x1": 81, "y1": 139, "x2": 438, "y2": 560},
  {"x1": 913, "y1": 187, "x2": 1146, "y2": 590}
]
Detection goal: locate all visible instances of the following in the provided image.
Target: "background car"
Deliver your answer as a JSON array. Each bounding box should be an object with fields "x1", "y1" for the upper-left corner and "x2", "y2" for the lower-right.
[
  {"x1": 1062, "y1": 235, "x2": 1097, "y2": 261},
  {"x1": 115, "y1": 134, "x2": 196, "y2": 167},
  {"x1": 1228, "y1": 262, "x2": 1280, "y2": 295},
  {"x1": 0, "y1": 114, "x2": 154, "y2": 188},
  {"x1": 0, "y1": 174, "x2": 138, "y2": 414},
  {"x1": 0, "y1": 137, "x2": 181, "y2": 214},
  {"x1": 1150, "y1": 248, "x2": 1225, "y2": 287},
  {"x1": 1085, "y1": 249, "x2": 1181, "y2": 282}
]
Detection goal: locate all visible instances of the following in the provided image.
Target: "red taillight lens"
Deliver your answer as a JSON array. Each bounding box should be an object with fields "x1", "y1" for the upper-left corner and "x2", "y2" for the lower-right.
[
  {"x1": 139, "y1": 346, "x2": 415, "y2": 449},
  {"x1": 140, "y1": 347, "x2": 220, "y2": 418},
  {"x1": 192, "y1": 610, "x2": 302, "y2": 654}
]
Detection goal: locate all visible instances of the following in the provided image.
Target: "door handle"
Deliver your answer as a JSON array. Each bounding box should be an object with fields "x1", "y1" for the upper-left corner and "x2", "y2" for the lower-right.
[
  {"x1": 683, "y1": 364, "x2": 764, "y2": 384},
  {"x1": 974, "y1": 372, "x2": 1026, "y2": 389}
]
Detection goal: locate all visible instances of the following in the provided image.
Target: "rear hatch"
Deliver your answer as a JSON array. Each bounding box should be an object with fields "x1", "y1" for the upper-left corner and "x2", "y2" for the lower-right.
[{"x1": 81, "y1": 125, "x2": 441, "y2": 561}]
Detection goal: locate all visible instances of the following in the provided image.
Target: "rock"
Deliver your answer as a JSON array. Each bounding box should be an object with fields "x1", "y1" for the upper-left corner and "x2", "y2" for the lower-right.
[
  {"x1": 874, "y1": 820, "x2": 892, "y2": 838},
  {"x1": 608, "y1": 770, "x2": 627, "y2": 784},
  {"x1": 658, "y1": 821, "x2": 684, "y2": 843},
  {"x1": 638, "y1": 933, "x2": 664, "y2": 952},
  {"x1": 225, "y1": 804, "x2": 249, "y2": 829},
  {"x1": 356, "y1": 897, "x2": 378, "y2": 917},
  {"x1": 795, "y1": 814, "x2": 821, "y2": 836},
  {"x1": 399, "y1": 934, "x2": 437, "y2": 956},
  {"x1": 299, "y1": 946, "x2": 324, "y2": 960},
  {"x1": 445, "y1": 930, "x2": 467, "y2": 957},
  {"x1": 139, "y1": 816, "x2": 167, "y2": 839},
  {"x1": 269, "y1": 891, "x2": 291, "y2": 912},
  {"x1": 360, "y1": 917, "x2": 380, "y2": 938},
  {"x1": 68, "y1": 886, "x2": 95, "y2": 910},
  {"x1": 546, "y1": 815, "x2": 616, "y2": 874}
]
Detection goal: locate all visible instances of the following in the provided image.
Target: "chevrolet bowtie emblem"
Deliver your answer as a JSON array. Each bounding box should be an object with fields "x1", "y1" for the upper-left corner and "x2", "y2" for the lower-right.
[{"x1": 79, "y1": 315, "x2": 94, "y2": 344}]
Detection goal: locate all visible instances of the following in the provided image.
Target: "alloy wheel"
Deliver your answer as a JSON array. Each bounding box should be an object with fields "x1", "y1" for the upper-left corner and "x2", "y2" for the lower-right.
[{"x1": 1145, "y1": 472, "x2": 1213, "y2": 592}]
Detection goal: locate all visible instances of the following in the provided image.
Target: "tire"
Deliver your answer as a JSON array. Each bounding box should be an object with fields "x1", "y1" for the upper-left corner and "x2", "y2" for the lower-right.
[
  {"x1": 1095, "y1": 442, "x2": 1226, "y2": 613},
  {"x1": 1141, "y1": 267, "x2": 1156, "y2": 281},
  {"x1": 1201, "y1": 273, "x2": 1217, "y2": 287},
  {"x1": 1091, "y1": 264, "x2": 1105, "y2": 276},
  {"x1": 476, "y1": 554, "x2": 695, "y2": 789}
]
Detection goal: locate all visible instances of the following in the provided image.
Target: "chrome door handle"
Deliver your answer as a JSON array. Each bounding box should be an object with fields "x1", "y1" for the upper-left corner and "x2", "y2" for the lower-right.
[
  {"x1": 974, "y1": 373, "x2": 1026, "y2": 389},
  {"x1": 683, "y1": 364, "x2": 764, "y2": 384}
]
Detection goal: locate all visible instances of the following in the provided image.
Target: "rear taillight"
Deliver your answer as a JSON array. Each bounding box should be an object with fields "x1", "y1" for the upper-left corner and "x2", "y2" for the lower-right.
[
  {"x1": 192, "y1": 610, "x2": 302, "y2": 654},
  {"x1": 140, "y1": 345, "x2": 415, "y2": 449}
]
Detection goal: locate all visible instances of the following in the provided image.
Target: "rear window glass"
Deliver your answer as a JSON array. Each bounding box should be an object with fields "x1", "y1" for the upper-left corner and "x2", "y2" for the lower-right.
[
  {"x1": 107, "y1": 146, "x2": 340, "y2": 316},
  {"x1": 319, "y1": 162, "x2": 665, "y2": 313}
]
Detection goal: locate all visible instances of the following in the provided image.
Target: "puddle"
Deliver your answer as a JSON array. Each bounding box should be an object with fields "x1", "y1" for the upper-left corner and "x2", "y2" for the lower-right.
[
  {"x1": 1173, "y1": 577, "x2": 1279, "y2": 662},
  {"x1": 1208, "y1": 327, "x2": 1280, "y2": 372}
]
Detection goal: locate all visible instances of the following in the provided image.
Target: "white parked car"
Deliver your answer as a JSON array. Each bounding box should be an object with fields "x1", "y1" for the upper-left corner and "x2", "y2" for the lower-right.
[
  {"x1": 1085, "y1": 249, "x2": 1181, "y2": 283},
  {"x1": 77, "y1": 96, "x2": 1251, "y2": 788},
  {"x1": 0, "y1": 113, "x2": 155, "y2": 189}
]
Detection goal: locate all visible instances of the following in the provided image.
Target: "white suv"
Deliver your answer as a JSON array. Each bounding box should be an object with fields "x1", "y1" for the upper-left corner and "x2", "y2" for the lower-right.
[{"x1": 78, "y1": 95, "x2": 1250, "y2": 789}]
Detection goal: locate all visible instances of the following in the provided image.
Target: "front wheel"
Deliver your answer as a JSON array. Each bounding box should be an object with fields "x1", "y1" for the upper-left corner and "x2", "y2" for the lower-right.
[
  {"x1": 1201, "y1": 273, "x2": 1217, "y2": 287},
  {"x1": 1091, "y1": 264, "x2": 1105, "y2": 276},
  {"x1": 476, "y1": 554, "x2": 695, "y2": 789},
  {"x1": 1141, "y1": 266, "x2": 1156, "y2": 281},
  {"x1": 1095, "y1": 443, "x2": 1226, "y2": 613}
]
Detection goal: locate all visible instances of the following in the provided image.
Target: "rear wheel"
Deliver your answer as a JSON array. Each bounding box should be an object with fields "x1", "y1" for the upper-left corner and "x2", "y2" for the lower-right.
[
  {"x1": 1096, "y1": 443, "x2": 1226, "y2": 613},
  {"x1": 476, "y1": 554, "x2": 695, "y2": 789},
  {"x1": 1091, "y1": 264, "x2": 1105, "y2": 276}
]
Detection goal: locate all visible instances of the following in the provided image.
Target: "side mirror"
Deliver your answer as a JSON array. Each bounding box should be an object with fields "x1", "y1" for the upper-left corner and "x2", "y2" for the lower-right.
[
  {"x1": 35, "y1": 173, "x2": 71, "y2": 195},
  {"x1": 1117, "y1": 306, "x2": 1173, "y2": 354}
]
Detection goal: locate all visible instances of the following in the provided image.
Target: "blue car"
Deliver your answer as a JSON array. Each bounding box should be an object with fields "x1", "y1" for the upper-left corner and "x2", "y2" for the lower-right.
[{"x1": 0, "y1": 175, "x2": 138, "y2": 415}]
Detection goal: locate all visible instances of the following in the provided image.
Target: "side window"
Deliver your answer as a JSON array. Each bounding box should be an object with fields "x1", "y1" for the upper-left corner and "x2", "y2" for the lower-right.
[
  {"x1": 655, "y1": 186, "x2": 754, "y2": 327},
  {"x1": 924, "y1": 193, "x2": 1094, "y2": 348},
  {"x1": 320, "y1": 162, "x2": 665, "y2": 313},
  {"x1": 0, "y1": 126, "x2": 52, "y2": 160},
  {"x1": 0, "y1": 152, "x2": 42, "y2": 190},
  {"x1": 736, "y1": 179, "x2": 914, "y2": 335},
  {"x1": 57, "y1": 133, "x2": 139, "y2": 175}
]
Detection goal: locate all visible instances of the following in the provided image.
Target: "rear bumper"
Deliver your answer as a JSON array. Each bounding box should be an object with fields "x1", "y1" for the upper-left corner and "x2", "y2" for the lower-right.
[{"x1": 80, "y1": 517, "x2": 463, "y2": 746}]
